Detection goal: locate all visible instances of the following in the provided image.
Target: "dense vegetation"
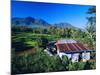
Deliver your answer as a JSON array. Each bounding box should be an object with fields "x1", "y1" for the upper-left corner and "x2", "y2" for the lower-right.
[
  {"x1": 11, "y1": 6, "x2": 96, "y2": 74},
  {"x1": 12, "y1": 50, "x2": 96, "y2": 74}
]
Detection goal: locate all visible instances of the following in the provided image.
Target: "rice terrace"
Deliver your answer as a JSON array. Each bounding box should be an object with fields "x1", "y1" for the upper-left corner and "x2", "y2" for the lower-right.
[{"x1": 11, "y1": 1, "x2": 96, "y2": 74}]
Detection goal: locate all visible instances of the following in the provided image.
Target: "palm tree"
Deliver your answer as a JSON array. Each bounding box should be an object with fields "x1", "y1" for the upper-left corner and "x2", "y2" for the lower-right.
[{"x1": 85, "y1": 6, "x2": 96, "y2": 49}]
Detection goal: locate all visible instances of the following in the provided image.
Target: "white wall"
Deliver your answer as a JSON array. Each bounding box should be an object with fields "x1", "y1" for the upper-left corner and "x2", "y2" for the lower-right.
[
  {"x1": 58, "y1": 52, "x2": 72, "y2": 59},
  {"x1": 71, "y1": 53, "x2": 80, "y2": 62},
  {"x1": 82, "y1": 52, "x2": 90, "y2": 62},
  {"x1": 58, "y1": 51, "x2": 90, "y2": 62},
  {"x1": 57, "y1": 51, "x2": 80, "y2": 62}
]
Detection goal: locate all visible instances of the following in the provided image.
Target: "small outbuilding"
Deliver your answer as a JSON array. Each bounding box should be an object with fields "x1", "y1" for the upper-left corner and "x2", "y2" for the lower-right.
[{"x1": 46, "y1": 39, "x2": 94, "y2": 62}]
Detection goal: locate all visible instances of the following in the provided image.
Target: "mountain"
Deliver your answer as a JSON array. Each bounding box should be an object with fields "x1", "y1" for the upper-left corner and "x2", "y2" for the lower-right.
[
  {"x1": 54, "y1": 22, "x2": 76, "y2": 29},
  {"x1": 12, "y1": 17, "x2": 50, "y2": 28},
  {"x1": 12, "y1": 17, "x2": 77, "y2": 29}
]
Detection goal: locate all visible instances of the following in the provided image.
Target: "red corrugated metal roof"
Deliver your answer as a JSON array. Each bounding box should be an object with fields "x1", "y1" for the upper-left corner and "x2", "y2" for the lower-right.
[{"x1": 55, "y1": 40, "x2": 90, "y2": 53}]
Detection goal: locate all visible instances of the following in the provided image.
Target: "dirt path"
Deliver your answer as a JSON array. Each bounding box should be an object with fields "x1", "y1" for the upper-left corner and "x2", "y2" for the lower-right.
[{"x1": 16, "y1": 48, "x2": 36, "y2": 56}]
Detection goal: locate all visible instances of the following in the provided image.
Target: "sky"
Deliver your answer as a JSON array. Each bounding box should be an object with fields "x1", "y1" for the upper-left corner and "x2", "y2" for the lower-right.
[{"x1": 11, "y1": 1, "x2": 94, "y2": 28}]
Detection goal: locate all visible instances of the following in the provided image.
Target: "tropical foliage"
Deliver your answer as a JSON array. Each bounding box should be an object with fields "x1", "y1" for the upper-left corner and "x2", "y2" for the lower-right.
[{"x1": 11, "y1": 6, "x2": 96, "y2": 74}]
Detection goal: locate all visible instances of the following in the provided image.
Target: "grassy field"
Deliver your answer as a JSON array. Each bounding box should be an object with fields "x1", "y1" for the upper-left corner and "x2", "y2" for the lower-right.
[{"x1": 12, "y1": 32, "x2": 60, "y2": 56}]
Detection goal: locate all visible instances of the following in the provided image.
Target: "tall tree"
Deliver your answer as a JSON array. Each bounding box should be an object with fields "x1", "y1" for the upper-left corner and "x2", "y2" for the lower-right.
[{"x1": 85, "y1": 6, "x2": 96, "y2": 49}]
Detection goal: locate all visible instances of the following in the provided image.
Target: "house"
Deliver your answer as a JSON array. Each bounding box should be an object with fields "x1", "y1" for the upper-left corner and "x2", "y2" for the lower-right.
[{"x1": 46, "y1": 39, "x2": 94, "y2": 62}]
